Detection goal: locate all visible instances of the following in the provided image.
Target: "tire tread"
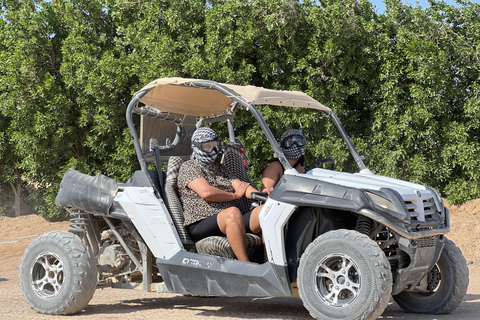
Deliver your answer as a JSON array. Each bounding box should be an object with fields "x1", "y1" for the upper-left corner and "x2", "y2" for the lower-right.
[
  {"x1": 298, "y1": 229, "x2": 392, "y2": 320},
  {"x1": 19, "y1": 230, "x2": 97, "y2": 315},
  {"x1": 393, "y1": 237, "x2": 469, "y2": 314}
]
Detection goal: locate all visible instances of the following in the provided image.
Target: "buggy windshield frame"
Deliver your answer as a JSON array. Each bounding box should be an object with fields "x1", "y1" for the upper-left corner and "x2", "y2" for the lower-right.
[{"x1": 126, "y1": 78, "x2": 367, "y2": 174}]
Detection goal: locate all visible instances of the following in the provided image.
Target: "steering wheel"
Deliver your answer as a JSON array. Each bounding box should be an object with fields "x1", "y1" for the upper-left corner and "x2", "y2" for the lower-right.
[
  {"x1": 306, "y1": 158, "x2": 335, "y2": 172},
  {"x1": 250, "y1": 191, "x2": 269, "y2": 202}
]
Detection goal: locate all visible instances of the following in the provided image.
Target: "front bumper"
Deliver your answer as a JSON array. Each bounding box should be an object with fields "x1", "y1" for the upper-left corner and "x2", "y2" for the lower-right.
[
  {"x1": 359, "y1": 208, "x2": 450, "y2": 240},
  {"x1": 390, "y1": 234, "x2": 445, "y2": 295}
]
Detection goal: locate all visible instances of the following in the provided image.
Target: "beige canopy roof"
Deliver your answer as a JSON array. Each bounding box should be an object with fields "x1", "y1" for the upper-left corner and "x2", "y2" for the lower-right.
[{"x1": 135, "y1": 77, "x2": 331, "y2": 116}]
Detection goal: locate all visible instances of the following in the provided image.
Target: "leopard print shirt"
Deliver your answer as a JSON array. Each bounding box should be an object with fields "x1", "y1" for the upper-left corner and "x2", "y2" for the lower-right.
[{"x1": 178, "y1": 160, "x2": 236, "y2": 226}]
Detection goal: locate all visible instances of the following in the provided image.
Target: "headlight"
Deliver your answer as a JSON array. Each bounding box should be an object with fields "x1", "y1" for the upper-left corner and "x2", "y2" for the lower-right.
[{"x1": 365, "y1": 191, "x2": 397, "y2": 211}]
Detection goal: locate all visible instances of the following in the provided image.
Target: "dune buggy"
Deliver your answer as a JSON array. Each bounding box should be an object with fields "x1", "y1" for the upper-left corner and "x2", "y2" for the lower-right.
[{"x1": 19, "y1": 78, "x2": 469, "y2": 320}]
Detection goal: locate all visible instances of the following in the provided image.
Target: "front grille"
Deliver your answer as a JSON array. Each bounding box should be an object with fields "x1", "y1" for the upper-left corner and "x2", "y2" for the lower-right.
[
  {"x1": 411, "y1": 236, "x2": 438, "y2": 248},
  {"x1": 405, "y1": 200, "x2": 417, "y2": 218},
  {"x1": 405, "y1": 197, "x2": 436, "y2": 222},
  {"x1": 423, "y1": 199, "x2": 435, "y2": 217}
]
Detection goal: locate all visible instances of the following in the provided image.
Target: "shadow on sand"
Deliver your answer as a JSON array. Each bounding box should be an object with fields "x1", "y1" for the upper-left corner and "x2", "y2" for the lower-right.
[{"x1": 77, "y1": 291, "x2": 479, "y2": 320}]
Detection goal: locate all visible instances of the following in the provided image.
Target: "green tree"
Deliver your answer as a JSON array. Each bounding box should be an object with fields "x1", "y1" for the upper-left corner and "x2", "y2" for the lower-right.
[
  {"x1": 0, "y1": 0, "x2": 138, "y2": 218},
  {"x1": 0, "y1": 1, "x2": 37, "y2": 217},
  {"x1": 2, "y1": 0, "x2": 480, "y2": 221},
  {"x1": 0, "y1": 113, "x2": 24, "y2": 216},
  {"x1": 368, "y1": 0, "x2": 480, "y2": 203}
]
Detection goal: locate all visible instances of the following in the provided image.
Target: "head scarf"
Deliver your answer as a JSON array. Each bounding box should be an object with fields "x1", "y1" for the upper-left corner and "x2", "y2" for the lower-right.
[
  {"x1": 190, "y1": 127, "x2": 220, "y2": 166},
  {"x1": 280, "y1": 128, "x2": 306, "y2": 160}
]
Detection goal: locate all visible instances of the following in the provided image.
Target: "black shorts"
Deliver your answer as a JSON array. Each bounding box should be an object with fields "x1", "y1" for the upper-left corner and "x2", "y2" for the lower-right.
[{"x1": 188, "y1": 210, "x2": 254, "y2": 242}]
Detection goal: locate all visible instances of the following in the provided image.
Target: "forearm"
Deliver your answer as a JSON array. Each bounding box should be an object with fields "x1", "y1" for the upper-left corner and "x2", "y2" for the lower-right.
[
  {"x1": 202, "y1": 186, "x2": 238, "y2": 202},
  {"x1": 262, "y1": 163, "x2": 281, "y2": 195},
  {"x1": 261, "y1": 179, "x2": 277, "y2": 196},
  {"x1": 245, "y1": 184, "x2": 259, "y2": 199},
  {"x1": 187, "y1": 177, "x2": 240, "y2": 202}
]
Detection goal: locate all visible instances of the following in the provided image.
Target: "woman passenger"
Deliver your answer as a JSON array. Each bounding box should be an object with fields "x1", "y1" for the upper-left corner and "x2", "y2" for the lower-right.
[{"x1": 262, "y1": 128, "x2": 306, "y2": 195}]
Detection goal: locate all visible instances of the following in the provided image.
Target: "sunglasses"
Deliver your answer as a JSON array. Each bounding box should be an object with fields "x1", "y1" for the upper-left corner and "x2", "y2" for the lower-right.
[
  {"x1": 194, "y1": 139, "x2": 223, "y2": 153},
  {"x1": 281, "y1": 135, "x2": 306, "y2": 148}
]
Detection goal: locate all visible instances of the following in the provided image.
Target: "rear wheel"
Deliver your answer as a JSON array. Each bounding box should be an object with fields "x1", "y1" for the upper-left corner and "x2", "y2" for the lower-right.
[
  {"x1": 393, "y1": 237, "x2": 469, "y2": 314},
  {"x1": 297, "y1": 229, "x2": 392, "y2": 320},
  {"x1": 19, "y1": 231, "x2": 97, "y2": 315}
]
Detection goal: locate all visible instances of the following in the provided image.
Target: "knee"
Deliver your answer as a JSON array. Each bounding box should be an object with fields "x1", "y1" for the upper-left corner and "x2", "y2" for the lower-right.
[{"x1": 224, "y1": 207, "x2": 243, "y2": 224}]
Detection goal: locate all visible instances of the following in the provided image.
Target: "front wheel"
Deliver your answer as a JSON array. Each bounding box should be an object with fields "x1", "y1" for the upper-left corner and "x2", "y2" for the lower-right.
[
  {"x1": 19, "y1": 231, "x2": 97, "y2": 315},
  {"x1": 393, "y1": 237, "x2": 469, "y2": 314},
  {"x1": 297, "y1": 229, "x2": 392, "y2": 320}
]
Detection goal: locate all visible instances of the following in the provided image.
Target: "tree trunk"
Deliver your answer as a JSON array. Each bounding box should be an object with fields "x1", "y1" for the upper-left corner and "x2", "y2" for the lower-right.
[{"x1": 9, "y1": 181, "x2": 22, "y2": 217}]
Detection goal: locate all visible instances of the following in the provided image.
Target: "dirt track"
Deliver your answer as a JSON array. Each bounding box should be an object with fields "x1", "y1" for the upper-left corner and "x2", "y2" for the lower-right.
[{"x1": 1, "y1": 208, "x2": 479, "y2": 320}]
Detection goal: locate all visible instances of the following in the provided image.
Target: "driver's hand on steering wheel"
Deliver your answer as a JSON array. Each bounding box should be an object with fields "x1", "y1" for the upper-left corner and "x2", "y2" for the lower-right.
[{"x1": 262, "y1": 187, "x2": 274, "y2": 196}]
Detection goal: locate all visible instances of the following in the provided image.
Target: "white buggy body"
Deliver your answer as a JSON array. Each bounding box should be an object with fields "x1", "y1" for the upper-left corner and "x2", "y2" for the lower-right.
[{"x1": 19, "y1": 78, "x2": 468, "y2": 320}]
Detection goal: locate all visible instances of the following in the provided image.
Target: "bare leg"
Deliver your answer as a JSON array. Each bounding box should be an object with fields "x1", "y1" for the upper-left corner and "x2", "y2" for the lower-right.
[
  {"x1": 249, "y1": 204, "x2": 264, "y2": 235},
  {"x1": 248, "y1": 205, "x2": 268, "y2": 262},
  {"x1": 217, "y1": 207, "x2": 249, "y2": 261}
]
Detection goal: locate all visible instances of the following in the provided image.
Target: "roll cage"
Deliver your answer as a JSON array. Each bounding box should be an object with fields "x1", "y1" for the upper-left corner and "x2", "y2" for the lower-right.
[{"x1": 126, "y1": 78, "x2": 369, "y2": 179}]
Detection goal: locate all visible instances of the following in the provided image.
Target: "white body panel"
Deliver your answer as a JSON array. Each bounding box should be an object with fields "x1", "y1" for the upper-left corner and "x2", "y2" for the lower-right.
[
  {"x1": 116, "y1": 187, "x2": 182, "y2": 259},
  {"x1": 305, "y1": 168, "x2": 436, "y2": 222},
  {"x1": 307, "y1": 168, "x2": 431, "y2": 198},
  {"x1": 258, "y1": 199, "x2": 297, "y2": 266}
]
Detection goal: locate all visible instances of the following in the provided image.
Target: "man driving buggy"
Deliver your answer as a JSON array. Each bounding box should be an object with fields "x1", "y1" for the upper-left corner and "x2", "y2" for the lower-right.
[{"x1": 177, "y1": 127, "x2": 264, "y2": 262}]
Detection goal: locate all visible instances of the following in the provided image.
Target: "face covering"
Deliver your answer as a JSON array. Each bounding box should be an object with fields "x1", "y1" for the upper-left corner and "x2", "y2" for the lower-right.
[
  {"x1": 283, "y1": 144, "x2": 305, "y2": 159},
  {"x1": 281, "y1": 128, "x2": 306, "y2": 160},
  {"x1": 190, "y1": 127, "x2": 220, "y2": 166}
]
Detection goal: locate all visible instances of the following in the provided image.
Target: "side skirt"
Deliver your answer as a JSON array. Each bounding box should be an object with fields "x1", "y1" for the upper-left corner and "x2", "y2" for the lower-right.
[{"x1": 156, "y1": 251, "x2": 291, "y2": 297}]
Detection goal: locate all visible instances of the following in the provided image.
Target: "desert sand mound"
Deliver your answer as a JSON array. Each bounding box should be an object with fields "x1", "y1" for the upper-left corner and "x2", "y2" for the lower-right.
[
  {"x1": 0, "y1": 214, "x2": 70, "y2": 241},
  {"x1": 0, "y1": 215, "x2": 70, "y2": 260},
  {"x1": 443, "y1": 198, "x2": 480, "y2": 266}
]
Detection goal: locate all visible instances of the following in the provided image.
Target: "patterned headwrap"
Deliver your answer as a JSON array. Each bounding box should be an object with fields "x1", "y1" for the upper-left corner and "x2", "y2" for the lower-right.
[
  {"x1": 190, "y1": 127, "x2": 220, "y2": 166},
  {"x1": 280, "y1": 128, "x2": 306, "y2": 160}
]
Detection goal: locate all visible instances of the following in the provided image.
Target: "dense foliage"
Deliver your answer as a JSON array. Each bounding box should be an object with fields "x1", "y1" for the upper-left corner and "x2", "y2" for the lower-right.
[{"x1": 0, "y1": 0, "x2": 479, "y2": 218}]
